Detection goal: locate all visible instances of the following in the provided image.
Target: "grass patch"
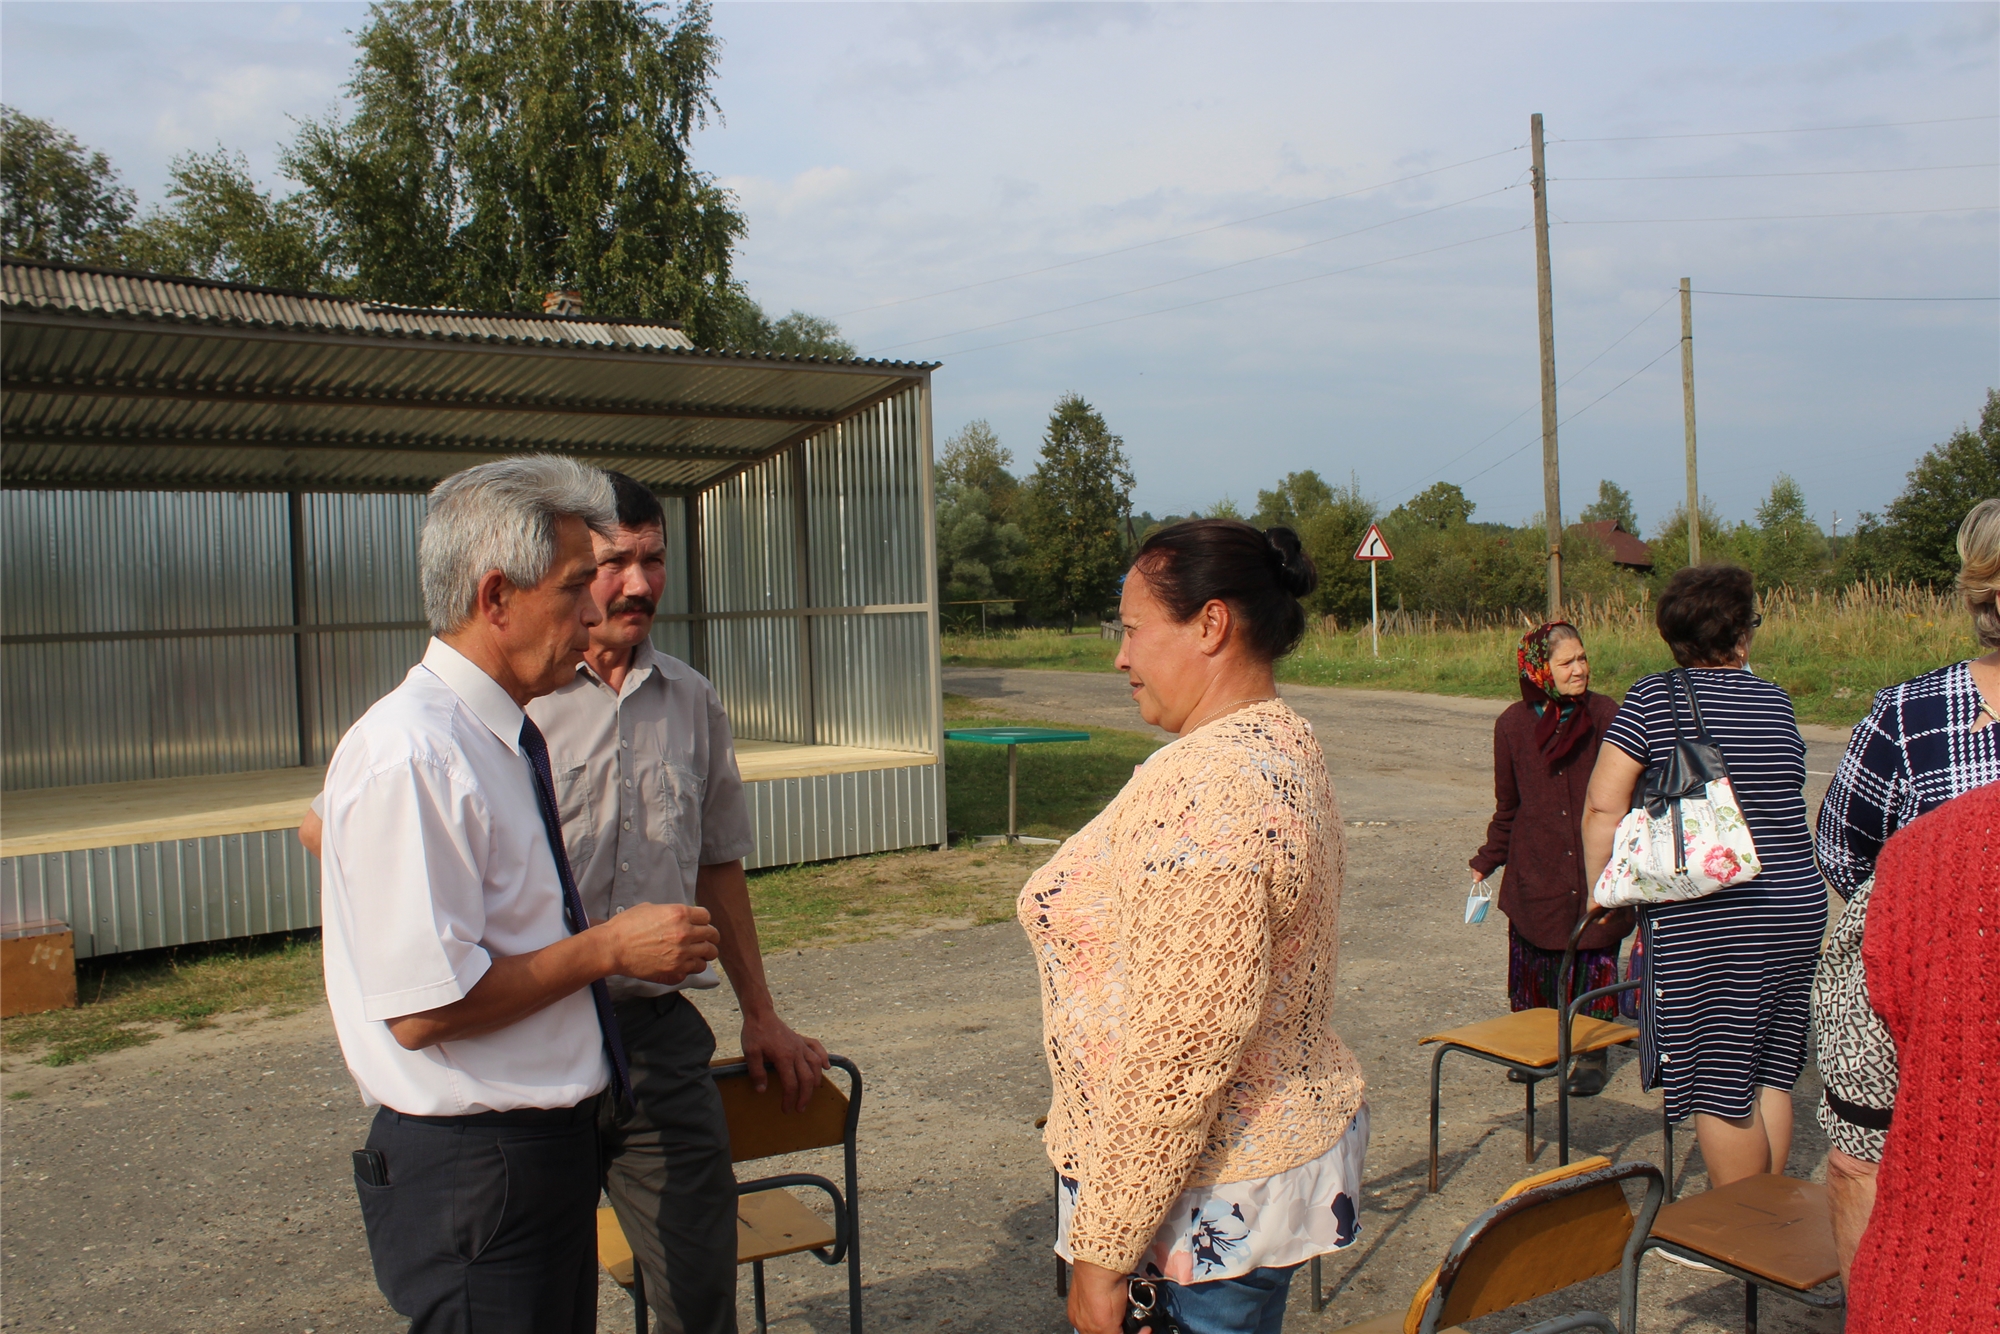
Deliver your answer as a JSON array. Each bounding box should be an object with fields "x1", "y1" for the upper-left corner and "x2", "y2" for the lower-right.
[
  {"x1": 943, "y1": 627, "x2": 1120, "y2": 673},
  {"x1": 939, "y1": 691, "x2": 1165, "y2": 840},
  {"x1": 3, "y1": 710, "x2": 1159, "y2": 1067},
  {"x1": 1, "y1": 932, "x2": 325, "y2": 1068},
  {"x1": 941, "y1": 585, "x2": 1975, "y2": 728},
  {"x1": 745, "y1": 843, "x2": 1053, "y2": 951},
  {"x1": 746, "y1": 695, "x2": 1162, "y2": 949}
]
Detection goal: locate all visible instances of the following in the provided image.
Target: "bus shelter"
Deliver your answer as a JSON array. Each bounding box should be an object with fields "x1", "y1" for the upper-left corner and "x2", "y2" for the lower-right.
[{"x1": 0, "y1": 258, "x2": 945, "y2": 960}]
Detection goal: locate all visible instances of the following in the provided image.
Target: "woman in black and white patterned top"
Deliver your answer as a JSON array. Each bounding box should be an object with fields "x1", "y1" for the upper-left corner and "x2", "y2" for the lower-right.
[
  {"x1": 1811, "y1": 497, "x2": 2000, "y2": 1282},
  {"x1": 1583, "y1": 564, "x2": 1828, "y2": 1192}
]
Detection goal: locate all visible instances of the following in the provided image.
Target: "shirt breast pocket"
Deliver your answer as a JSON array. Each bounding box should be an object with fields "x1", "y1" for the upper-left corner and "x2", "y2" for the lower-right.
[
  {"x1": 657, "y1": 761, "x2": 704, "y2": 871},
  {"x1": 553, "y1": 762, "x2": 596, "y2": 866}
]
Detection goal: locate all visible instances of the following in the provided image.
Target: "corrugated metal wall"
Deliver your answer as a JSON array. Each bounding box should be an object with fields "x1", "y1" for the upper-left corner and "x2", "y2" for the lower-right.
[
  {"x1": 742, "y1": 762, "x2": 942, "y2": 870},
  {"x1": 2, "y1": 490, "x2": 298, "y2": 788},
  {"x1": 0, "y1": 490, "x2": 427, "y2": 789},
  {"x1": 2, "y1": 378, "x2": 941, "y2": 952},
  {"x1": 299, "y1": 493, "x2": 430, "y2": 762},
  {"x1": 1, "y1": 830, "x2": 316, "y2": 959}
]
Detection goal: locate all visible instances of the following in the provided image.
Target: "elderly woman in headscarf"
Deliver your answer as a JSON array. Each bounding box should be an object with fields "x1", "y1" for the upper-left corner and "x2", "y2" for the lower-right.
[{"x1": 1468, "y1": 622, "x2": 1633, "y2": 1095}]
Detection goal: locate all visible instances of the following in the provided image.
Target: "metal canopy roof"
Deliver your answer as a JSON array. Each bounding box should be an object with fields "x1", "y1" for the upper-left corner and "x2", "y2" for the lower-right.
[{"x1": 0, "y1": 259, "x2": 935, "y2": 494}]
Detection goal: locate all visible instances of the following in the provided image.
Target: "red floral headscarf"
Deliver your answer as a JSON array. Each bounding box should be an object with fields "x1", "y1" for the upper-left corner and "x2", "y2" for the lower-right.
[{"x1": 1517, "y1": 622, "x2": 1594, "y2": 765}]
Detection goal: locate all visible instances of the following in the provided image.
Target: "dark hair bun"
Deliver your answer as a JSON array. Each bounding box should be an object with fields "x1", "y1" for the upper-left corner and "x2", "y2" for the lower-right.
[
  {"x1": 1132, "y1": 518, "x2": 1316, "y2": 660},
  {"x1": 1264, "y1": 526, "x2": 1318, "y2": 598}
]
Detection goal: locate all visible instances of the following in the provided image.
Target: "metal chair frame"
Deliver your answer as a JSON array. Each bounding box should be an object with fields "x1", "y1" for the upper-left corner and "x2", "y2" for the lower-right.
[
  {"x1": 1426, "y1": 916, "x2": 1638, "y2": 1191},
  {"x1": 1555, "y1": 974, "x2": 1676, "y2": 1200},
  {"x1": 612, "y1": 1055, "x2": 863, "y2": 1334},
  {"x1": 1636, "y1": 1236, "x2": 1845, "y2": 1334},
  {"x1": 1415, "y1": 1159, "x2": 1666, "y2": 1334}
]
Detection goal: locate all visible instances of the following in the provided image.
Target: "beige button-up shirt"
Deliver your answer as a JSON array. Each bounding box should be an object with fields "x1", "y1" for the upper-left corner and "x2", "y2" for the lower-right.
[{"x1": 525, "y1": 639, "x2": 755, "y2": 999}]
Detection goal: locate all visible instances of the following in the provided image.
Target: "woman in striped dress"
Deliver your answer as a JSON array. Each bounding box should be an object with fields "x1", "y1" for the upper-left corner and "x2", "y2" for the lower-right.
[{"x1": 1582, "y1": 564, "x2": 1828, "y2": 1188}]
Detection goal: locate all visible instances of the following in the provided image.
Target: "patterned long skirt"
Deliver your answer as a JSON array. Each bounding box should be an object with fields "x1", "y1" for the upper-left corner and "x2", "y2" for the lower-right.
[{"x1": 1508, "y1": 924, "x2": 1622, "y2": 1020}]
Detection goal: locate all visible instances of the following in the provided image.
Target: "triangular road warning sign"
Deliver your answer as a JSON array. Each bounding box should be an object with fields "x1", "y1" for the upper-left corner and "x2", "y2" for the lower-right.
[{"x1": 1353, "y1": 524, "x2": 1393, "y2": 561}]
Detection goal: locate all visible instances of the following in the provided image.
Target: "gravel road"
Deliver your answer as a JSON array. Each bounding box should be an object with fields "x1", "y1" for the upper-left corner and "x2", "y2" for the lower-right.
[{"x1": 1, "y1": 669, "x2": 1853, "y2": 1333}]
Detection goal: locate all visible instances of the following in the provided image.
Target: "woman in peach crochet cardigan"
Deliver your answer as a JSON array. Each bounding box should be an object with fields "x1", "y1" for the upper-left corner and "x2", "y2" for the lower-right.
[{"x1": 1020, "y1": 519, "x2": 1367, "y2": 1334}]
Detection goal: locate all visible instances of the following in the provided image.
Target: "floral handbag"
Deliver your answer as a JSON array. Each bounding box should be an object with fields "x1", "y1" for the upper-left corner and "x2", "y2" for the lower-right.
[{"x1": 1592, "y1": 669, "x2": 1761, "y2": 908}]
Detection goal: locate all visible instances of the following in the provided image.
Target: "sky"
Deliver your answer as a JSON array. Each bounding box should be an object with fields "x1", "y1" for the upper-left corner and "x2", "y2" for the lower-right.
[{"x1": 2, "y1": 1, "x2": 1995, "y2": 533}]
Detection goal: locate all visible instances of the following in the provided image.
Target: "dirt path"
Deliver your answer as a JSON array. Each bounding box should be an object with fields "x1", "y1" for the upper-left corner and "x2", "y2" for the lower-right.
[{"x1": 2, "y1": 671, "x2": 1853, "y2": 1333}]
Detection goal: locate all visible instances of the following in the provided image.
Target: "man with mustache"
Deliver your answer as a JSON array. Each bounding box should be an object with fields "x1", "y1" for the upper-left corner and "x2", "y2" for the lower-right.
[{"x1": 526, "y1": 470, "x2": 827, "y2": 1334}]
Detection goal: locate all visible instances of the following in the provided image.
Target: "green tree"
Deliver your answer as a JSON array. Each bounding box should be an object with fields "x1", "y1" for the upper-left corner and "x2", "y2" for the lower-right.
[
  {"x1": 710, "y1": 292, "x2": 856, "y2": 356},
  {"x1": 1752, "y1": 473, "x2": 1828, "y2": 590},
  {"x1": 1018, "y1": 394, "x2": 1135, "y2": 625},
  {"x1": 285, "y1": 0, "x2": 747, "y2": 334},
  {"x1": 935, "y1": 482, "x2": 1026, "y2": 610},
  {"x1": 0, "y1": 106, "x2": 135, "y2": 262},
  {"x1": 1294, "y1": 477, "x2": 1378, "y2": 623},
  {"x1": 1252, "y1": 471, "x2": 1336, "y2": 530},
  {"x1": 1202, "y1": 496, "x2": 1245, "y2": 521},
  {"x1": 937, "y1": 420, "x2": 1017, "y2": 521},
  {"x1": 1646, "y1": 497, "x2": 1758, "y2": 580},
  {"x1": 119, "y1": 150, "x2": 334, "y2": 289},
  {"x1": 1579, "y1": 479, "x2": 1638, "y2": 533},
  {"x1": 1876, "y1": 390, "x2": 2000, "y2": 586},
  {"x1": 1398, "y1": 481, "x2": 1476, "y2": 530},
  {"x1": 1834, "y1": 511, "x2": 1898, "y2": 585}
]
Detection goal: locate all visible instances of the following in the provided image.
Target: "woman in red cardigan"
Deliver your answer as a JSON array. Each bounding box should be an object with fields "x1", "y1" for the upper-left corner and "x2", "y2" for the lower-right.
[
  {"x1": 1469, "y1": 622, "x2": 1634, "y2": 1096},
  {"x1": 1847, "y1": 781, "x2": 2000, "y2": 1329}
]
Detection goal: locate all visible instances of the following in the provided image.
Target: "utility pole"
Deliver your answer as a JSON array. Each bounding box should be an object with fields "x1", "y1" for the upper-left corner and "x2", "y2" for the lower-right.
[
  {"x1": 1681, "y1": 277, "x2": 1701, "y2": 566},
  {"x1": 1530, "y1": 113, "x2": 1562, "y2": 618}
]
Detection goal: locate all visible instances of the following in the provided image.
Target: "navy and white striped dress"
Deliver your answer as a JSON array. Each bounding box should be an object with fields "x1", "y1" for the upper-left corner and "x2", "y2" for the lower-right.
[{"x1": 1604, "y1": 669, "x2": 1829, "y2": 1122}]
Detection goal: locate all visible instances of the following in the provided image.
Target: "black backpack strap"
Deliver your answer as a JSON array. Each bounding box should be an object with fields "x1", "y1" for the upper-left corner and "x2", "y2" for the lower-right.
[
  {"x1": 1676, "y1": 667, "x2": 1711, "y2": 739},
  {"x1": 1665, "y1": 669, "x2": 1689, "y2": 744}
]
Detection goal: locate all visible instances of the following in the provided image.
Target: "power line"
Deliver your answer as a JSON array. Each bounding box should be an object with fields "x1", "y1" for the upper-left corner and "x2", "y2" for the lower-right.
[
  {"x1": 1558, "y1": 161, "x2": 1998, "y2": 182},
  {"x1": 870, "y1": 184, "x2": 1523, "y2": 353},
  {"x1": 1456, "y1": 341, "x2": 1682, "y2": 487},
  {"x1": 1381, "y1": 292, "x2": 1679, "y2": 504},
  {"x1": 1559, "y1": 204, "x2": 1997, "y2": 225},
  {"x1": 1552, "y1": 113, "x2": 1999, "y2": 144},
  {"x1": 830, "y1": 143, "x2": 1527, "y2": 319},
  {"x1": 1690, "y1": 289, "x2": 1999, "y2": 302},
  {"x1": 896, "y1": 225, "x2": 1526, "y2": 359}
]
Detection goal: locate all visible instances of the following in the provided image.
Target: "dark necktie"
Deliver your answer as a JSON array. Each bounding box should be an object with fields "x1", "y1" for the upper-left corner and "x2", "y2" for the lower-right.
[{"x1": 517, "y1": 715, "x2": 633, "y2": 1108}]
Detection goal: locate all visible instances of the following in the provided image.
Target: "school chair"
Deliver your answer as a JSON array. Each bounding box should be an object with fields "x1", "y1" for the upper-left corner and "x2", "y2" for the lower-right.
[
  {"x1": 1637, "y1": 1173, "x2": 1843, "y2": 1333},
  {"x1": 598, "y1": 1054, "x2": 864, "y2": 1334},
  {"x1": 1420, "y1": 917, "x2": 1640, "y2": 1191},
  {"x1": 1331, "y1": 1156, "x2": 1666, "y2": 1334}
]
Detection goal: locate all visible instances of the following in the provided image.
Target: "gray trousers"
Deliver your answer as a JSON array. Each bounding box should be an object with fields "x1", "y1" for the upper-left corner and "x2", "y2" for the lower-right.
[{"x1": 601, "y1": 993, "x2": 739, "y2": 1334}]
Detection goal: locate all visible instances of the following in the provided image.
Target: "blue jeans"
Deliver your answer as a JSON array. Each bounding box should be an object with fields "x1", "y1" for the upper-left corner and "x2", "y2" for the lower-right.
[{"x1": 1160, "y1": 1263, "x2": 1301, "y2": 1334}]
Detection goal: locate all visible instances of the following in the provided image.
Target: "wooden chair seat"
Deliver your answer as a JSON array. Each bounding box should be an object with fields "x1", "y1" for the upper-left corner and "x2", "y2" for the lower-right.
[
  {"x1": 1647, "y1": 1175, "x2": 1838, "y2": 1292},
  {"x1": 598, "y1": 1206, "x2": 637, "y2": 1288},
  {"x1": 1420, "y1": 1008, "x2": 1638, "y2": 1068},
  {"x1": 736, "y1": 1187, "x2": 838, "y2": 1264}
]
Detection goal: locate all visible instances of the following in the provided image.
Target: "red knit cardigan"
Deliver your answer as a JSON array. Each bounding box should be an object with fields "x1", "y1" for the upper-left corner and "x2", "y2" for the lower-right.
[{"x1": 1848, "y1": 781, "x2": 2000, "y2": 1330}]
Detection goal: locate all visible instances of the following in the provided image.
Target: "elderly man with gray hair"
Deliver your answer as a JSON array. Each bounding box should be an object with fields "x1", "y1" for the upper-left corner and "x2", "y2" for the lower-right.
[{"x1": 320, "y1": 456, "x2": 721, "y2": 1333}]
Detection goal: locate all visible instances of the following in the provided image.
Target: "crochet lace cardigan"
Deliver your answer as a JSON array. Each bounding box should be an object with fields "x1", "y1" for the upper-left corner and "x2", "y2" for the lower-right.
[{"x1": 1018, "y1": 699, "x2": 1366, "y2": 1272}]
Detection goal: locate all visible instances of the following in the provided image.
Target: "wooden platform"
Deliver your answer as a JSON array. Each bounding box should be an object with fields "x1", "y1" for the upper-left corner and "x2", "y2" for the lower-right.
[
  {"x1": 0, "y1": 766, "x2": 329, "y2": 859},
  {"x1": 733, "y1": 740, "x2": 935, "y2": 783},
  {"x1": 0, "y1": 743, "x2": 935, "y2": 860}
]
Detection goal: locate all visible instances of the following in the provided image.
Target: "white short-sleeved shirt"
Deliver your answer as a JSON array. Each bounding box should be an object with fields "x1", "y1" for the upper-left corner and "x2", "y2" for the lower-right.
[
  {"x1": 527, "y1": 640, "x2": 755, "y2": 1000},
  {"x1": 319, "y1": 638, "x2": 610, "y2": 1115}
]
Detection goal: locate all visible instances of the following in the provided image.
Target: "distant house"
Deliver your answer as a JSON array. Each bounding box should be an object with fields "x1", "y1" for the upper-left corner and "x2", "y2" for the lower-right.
[{"x1": 1576, "y1": 519, "x2": 1654, "y2": 572}]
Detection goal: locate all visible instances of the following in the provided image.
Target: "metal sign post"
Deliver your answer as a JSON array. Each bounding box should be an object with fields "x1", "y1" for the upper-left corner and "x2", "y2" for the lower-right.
[{"x1": 1352, "y1": 523, "x2": 1394, "y2": 658}]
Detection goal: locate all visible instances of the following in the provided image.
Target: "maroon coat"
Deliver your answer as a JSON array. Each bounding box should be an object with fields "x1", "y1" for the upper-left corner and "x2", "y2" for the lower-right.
[{"x1": 1470, "y1": 694, "x2": 1634, "y2": 952}]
